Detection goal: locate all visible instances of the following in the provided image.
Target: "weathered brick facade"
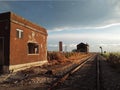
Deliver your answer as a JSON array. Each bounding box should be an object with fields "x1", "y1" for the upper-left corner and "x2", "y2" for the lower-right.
[{"x1": 0, "y1": 12, "x2": 48, "y2": 73}]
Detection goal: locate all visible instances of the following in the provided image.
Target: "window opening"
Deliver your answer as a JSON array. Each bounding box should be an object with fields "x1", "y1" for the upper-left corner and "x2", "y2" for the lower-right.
[
  {"x1": 16, "y1": 29, "x2": 23, "y2": 39},
  {"x1": 28, "y1": 43, "x2": 39, "y2": 54}
]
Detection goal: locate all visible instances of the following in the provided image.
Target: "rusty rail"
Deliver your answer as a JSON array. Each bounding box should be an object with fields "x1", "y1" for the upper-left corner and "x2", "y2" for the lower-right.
[
  {"x1": 96, "y1": 55, "x2": 100, "y2": 90},
  {"x1": 48, "y1": 55, "x2": 96, "y2": 90}
]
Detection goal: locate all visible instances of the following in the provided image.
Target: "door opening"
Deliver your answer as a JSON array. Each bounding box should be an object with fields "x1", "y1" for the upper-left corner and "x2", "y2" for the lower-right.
[{"x1": 0, "y1": 37, "x2": 4, "y2": 73}]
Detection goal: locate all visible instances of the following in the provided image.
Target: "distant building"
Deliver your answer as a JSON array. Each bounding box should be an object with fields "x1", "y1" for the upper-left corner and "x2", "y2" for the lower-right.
[
  {"x1": 0, "y1": 12, "x2": 48, "y2": 73},
  {"x1": 77, "y1": 43, "x2": 89, "y2": 53}
]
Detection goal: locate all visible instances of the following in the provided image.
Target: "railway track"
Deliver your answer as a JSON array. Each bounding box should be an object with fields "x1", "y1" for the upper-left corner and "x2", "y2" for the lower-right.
[
  {"x1": 48, "y1": 54, "x2": 101, "y2": 90},
  {"x1": 96, "y1": 54, "x2": 102, "y2": 90},
  {"x1": 1, "y1": 54, "x2": 120, "y2": 90},
  {"x1": 0, "y1": 54, "x2": 102, "y2": 90}
]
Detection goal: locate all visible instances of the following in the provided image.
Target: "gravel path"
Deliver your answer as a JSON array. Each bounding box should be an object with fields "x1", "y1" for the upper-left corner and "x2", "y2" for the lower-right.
[{"x1": 100, "y1": 55, "x2": 120, "y2": 90}]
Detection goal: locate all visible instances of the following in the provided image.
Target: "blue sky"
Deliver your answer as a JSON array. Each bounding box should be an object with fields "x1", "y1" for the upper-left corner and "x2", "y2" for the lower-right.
[{"x1": 1, "y1": 0, "x2": 120, "y2": 52}]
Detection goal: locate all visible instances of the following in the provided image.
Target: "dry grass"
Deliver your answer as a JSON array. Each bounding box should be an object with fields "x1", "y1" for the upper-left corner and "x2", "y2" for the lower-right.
[
  {"x1": 47, "y1": 51, "x2": 90, "y2": 64},
  {"x1": 105, "y1": 53, "x2": 120, "y2": 69},
  {"x1": 68, "y1": 52, "x2": 89, "y2": 60}
]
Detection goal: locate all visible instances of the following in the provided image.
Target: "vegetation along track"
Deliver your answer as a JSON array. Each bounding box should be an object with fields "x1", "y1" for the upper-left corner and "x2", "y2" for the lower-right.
[{"x1": 48, "y1": 54, "x2": 101, "y2": 90}]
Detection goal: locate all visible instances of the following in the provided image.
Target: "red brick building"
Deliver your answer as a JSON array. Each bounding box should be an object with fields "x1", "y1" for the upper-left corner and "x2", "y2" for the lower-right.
[{"x1": 0, "y1": 12, "x2": 48, "y2": 73}]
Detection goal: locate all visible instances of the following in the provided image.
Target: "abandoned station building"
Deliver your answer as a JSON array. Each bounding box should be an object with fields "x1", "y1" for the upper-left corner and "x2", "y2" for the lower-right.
[
  {"x1": 77, "y1": 43, "x2": 89, "y2": 53},
  {"x1": 0, "y1": 12, "x2": 48, "y2": 73}
]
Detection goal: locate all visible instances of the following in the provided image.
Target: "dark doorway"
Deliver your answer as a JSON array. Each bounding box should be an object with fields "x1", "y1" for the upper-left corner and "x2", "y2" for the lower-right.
[{"x1": 0, "y1": 38, "x2": 4, "y2": 73}]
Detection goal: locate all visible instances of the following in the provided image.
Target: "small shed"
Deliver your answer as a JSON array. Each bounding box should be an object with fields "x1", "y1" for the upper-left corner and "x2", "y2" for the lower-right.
[
  {"x1": 0, "y1": 12, "x2": 48, "y2": 73},
  {"x1": 77, "y1": 43, "x2": 89, "y2": 53}
]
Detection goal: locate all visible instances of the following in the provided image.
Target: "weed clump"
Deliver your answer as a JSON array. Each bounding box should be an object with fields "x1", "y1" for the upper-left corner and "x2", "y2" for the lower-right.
[{"x1": 106, "y1": 53, "x2": 120, "y2": 69}]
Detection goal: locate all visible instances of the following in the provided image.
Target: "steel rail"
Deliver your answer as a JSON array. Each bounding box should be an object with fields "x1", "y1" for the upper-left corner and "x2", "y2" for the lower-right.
[
  {"x1": 96, "y1": 55, "x2": 100, "y2": 90},
  {"x1": 48, "y1": 54, "x2": 96, "y2": 90}
]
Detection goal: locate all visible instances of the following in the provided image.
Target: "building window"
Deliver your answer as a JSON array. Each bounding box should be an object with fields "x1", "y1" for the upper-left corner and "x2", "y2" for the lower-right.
[
  {"x1": 28, "y1": 43, "x2": 39, "y2": 54},
  {"x1": 16, "y1": 29, "x2": 23, "y2": 39}
]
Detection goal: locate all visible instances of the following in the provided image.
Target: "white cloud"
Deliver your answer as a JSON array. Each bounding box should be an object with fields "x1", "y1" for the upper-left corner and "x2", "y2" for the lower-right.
[
  {"x1": 96, "y1": 43, "x2": 120, "y2": 52},
  {"x1": 48, "y1": 34, "x2": 120, "y2": 52},
  {"x1": 48, "y1": 43, "x2": 120, "y2": 52},
  {"x1": 98, "y1": 43, "x2": 120, "y2": 47},
  {"x1": 86, "y1": 43, "x2": 120, "y2": 52},
  {"x1": 48, "y1": 32, "x2": 120, "y2": 52},
  {"x1": 48, "y1": 44, "x2": 58, "y2": 47},
  {"x1": 68, "y1": 44, "x2": 77, "y2": 48},
  {"x1": 48, "y1": 33, "x2": 120, "y2": 41},
  {"x1": 48, "y1": 22, "x2": 120, "y2": 32},
  {"x1": 47, "y1": 43, "x2": 77, "y2": 52}
]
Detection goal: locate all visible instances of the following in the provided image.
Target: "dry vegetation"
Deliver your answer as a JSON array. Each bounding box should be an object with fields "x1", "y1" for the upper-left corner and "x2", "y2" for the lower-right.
[
  {"x1": 47, "y1": 51, "x2": 90, "y2": 64},
  {"x1": 104, "y1": 53, "x2": 120, "y2": 69}
]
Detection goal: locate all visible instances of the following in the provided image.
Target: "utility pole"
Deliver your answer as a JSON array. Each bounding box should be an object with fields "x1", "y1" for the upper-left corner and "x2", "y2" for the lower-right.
[{"x1": 99, "y1": 46, "x2": 103, "y2": 55}]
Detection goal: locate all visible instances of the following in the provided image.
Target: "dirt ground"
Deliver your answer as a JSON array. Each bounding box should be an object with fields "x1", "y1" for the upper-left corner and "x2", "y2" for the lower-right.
[{"x1": 0, "y1": 53, "x2": 91, "y2": 90}]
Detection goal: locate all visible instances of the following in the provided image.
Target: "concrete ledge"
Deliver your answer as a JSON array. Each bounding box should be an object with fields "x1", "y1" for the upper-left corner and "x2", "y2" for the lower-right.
[{"x1": 9, "y1": 60, "x2": 48, "y2": 72}]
